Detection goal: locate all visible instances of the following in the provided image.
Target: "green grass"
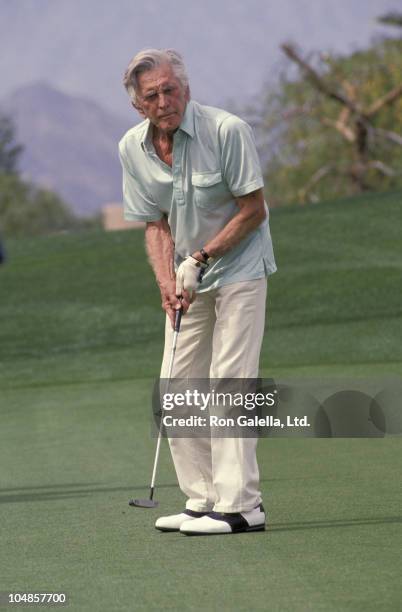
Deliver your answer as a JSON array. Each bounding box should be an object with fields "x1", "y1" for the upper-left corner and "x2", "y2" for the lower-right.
[{"x1": 0, "y1": 190, "x2": 401, "y2": 610}]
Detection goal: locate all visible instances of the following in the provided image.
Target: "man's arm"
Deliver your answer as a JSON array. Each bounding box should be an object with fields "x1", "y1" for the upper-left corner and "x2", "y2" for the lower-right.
[
  {"x1": 145, "y1": 216, "x2": 191, "y2": 326},
  {"x1": 176, "y1": 188, "x2": 266, "y2": 297},
  {"x1": 192, "y1": 188, "x2": 266, "y2": 261}
]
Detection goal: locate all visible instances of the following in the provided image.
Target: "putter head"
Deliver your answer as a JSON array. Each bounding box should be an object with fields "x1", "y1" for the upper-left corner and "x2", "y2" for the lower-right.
[{"x1": 129, "y1": 498, "x2": 159, "y2": 508}]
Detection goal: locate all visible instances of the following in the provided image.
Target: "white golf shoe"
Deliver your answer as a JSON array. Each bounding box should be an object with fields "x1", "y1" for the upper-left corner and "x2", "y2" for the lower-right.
[
  {"x1": 180, "y1": 504, "x2": 266, "y2": 535},
  {"x1": 155, "y1": 509, "x2": 208, "y2": 532}
]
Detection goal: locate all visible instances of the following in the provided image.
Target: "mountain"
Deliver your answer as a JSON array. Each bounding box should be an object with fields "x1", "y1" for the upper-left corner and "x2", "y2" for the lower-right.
[
  {"x1": 0, "y1": 0, "x2": 398, "y2": 215},
  {"x1": 0, "y1": 83, "x2": 134, "y2": 216},
  {"x1": 0, "y1": 0, "x2": 398, "y2": 119}
]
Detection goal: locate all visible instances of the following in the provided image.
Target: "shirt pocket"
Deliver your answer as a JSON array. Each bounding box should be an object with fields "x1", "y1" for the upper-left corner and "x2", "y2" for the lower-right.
[{"x1": 191, "y1": 171, "x2": 227, "y2": 209}]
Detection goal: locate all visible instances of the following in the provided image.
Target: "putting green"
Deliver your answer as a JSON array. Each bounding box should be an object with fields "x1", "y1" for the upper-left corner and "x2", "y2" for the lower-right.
[{"x1": 1, "y1": 190, "x2": 401, "y2": 610}]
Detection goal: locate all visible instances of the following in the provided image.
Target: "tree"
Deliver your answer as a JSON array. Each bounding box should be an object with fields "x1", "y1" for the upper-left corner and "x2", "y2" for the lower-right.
[
  {"x1": 281, "y1": 41, "x2": 402, "y2": 199},
  {"x1": 377, "y1": 12, "x2": 402, "y2": 29},
  {"x1": 0, "y1": 113, "x2": 97, "y2": 236},
  {"x1": 0, "y1": 115, "x2": 23, "y2": 174},
  {"x1": 253, "y1": 36, "x2": 402, "y2": 205},
  {"x1": 0, "y1": 172, "x2": 82, "y2": 237}
]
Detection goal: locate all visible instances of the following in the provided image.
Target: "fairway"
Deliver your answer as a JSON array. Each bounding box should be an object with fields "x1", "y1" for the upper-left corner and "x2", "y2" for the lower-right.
[{"x1": 1, "y1": 190, "x2": 401, "y2": 611}]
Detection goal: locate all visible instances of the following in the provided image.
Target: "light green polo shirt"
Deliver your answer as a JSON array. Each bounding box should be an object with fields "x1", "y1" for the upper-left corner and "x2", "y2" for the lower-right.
[{"x1": 118, "y1": 100, "x2": 276, "y2": 292}]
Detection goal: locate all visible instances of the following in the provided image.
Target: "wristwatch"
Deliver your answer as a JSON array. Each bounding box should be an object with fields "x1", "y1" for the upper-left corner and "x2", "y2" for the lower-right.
[{"x1": 200, "y1": 248, "x2": 213, "y2": 264}]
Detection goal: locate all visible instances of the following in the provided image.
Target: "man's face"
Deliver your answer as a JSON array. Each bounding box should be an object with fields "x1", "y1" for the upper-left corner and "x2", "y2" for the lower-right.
[{"x1": 135, "y1": 63, "x2": 190, "y2": 133}]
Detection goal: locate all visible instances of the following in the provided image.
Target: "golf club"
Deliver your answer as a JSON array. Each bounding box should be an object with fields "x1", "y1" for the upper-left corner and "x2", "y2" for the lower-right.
[{"x1": 129, "y1": 305, "x2": 183, "y2": 508}]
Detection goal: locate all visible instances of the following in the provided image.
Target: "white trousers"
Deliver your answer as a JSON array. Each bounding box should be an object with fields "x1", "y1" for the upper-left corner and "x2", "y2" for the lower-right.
[{"x1": 160, "y1": 277, "x2": 267, "y2": 513}]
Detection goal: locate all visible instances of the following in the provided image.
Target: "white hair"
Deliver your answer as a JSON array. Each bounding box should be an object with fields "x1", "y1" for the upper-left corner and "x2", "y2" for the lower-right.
[{"x1": 123, "y1": 48, "x2": 189, "y2": 105}]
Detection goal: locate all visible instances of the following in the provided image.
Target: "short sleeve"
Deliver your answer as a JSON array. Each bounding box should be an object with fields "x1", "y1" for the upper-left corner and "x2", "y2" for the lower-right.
[
  {"x1": 219, "y1": 116, "x2": 264, "y2": 197},
  {"x1": 118, "y1": 142, "x2": 163, "y2": 223}
]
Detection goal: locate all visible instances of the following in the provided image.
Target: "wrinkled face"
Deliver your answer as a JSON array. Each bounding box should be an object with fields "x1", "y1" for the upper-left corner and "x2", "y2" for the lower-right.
[{"x1": 135, "y1": 63, "x2": 190, "y2": 133}]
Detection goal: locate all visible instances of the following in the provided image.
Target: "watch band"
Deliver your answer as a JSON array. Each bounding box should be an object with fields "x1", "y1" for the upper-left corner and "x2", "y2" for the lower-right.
[{"x1": 200, "y1": 248, "x2": 210, "y2": 263}]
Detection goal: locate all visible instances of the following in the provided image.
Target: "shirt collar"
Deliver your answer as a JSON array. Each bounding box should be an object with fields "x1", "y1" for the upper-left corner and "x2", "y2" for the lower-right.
[
  {"x1": 178, "y1": 100, "x2": 195, "y2": 138},
  {"x1": 141, "y1": 120, "x2": 153, "y2": 154},
  {"x1": 140, "y1": 100, "x2": 195, "y2": 152}
]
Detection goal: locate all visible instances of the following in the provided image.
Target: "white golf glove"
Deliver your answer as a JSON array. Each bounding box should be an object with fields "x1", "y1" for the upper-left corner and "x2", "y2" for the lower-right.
[{"x1": 176, "y1": 256, "x2": 208, "y2": 297}]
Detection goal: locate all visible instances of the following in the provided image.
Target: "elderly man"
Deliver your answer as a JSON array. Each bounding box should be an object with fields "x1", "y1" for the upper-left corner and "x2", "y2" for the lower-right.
[{"x1": 119, "y1": 49, "x2": 276, "y2": 536}]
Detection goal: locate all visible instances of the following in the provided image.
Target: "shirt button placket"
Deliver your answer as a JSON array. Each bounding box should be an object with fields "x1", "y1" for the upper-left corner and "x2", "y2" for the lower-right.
[{"x1": 173, "y1": 131, "x2": 185, "y2": 205}]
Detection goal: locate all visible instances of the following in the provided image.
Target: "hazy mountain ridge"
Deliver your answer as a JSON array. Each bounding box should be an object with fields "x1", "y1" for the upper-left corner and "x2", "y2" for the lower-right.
[
  {"x1": 1, "y1": 83, "x2": 135, "y2": 215},
  {"x1": 0, "y1": 0, "x2": 398, "y2": 213},
  {"x1": 0, "y1": 0, "x2": 397, "y2": 118}
]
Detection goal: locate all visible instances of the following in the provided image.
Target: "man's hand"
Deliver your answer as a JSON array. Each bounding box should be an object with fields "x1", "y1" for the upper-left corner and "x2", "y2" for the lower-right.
[
  {"x1": 160, "y1": 280, "x2": 191, "y2": 328},
  {"x1": 176, "y1": 256, "x2": 208, "y2": 299}
]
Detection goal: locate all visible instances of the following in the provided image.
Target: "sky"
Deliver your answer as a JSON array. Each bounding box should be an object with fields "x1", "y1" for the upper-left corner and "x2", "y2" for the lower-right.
[{"x1": 1, "y1": 0, "x2": 399, "y2": 119}]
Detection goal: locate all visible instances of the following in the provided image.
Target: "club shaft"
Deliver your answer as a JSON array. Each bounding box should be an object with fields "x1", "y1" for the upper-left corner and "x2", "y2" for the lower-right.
[{"x1": 149, "y1": 328, "x2": 179, "y2": 492}]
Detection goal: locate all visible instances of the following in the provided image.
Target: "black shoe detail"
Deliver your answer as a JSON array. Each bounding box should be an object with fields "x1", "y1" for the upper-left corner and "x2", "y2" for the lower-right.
[
  {"x1": 156, "y1": 526, "x2": 180, "y2": 532},
  {"x1": 183, "y1": 509, "x2": 209, "y2": 518},
  {"x1": 207, "y1": 511, "x2": 249, "y2": 533},
  {"x1": 195, "y1": 504, "x2": 265, "y2": 534}
]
